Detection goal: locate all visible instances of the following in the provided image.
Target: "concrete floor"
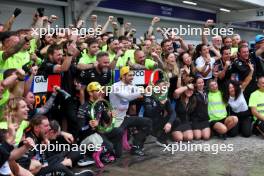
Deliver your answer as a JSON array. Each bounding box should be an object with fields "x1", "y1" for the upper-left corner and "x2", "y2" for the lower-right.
[{"x1": 77, "y1": 136, "x2": 264, "y2": 176}]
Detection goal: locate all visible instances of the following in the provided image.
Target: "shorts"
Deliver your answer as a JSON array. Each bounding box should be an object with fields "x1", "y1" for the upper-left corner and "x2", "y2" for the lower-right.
[
  {"x1": 209, "y1": 118, "x2": 226, "y2": 127},
  {"x1": 192, "y1": 121, "x2": 210, "y2": 130},
  {"x1": 172, "y1": 122, "x2": 192, "y2": 132}
]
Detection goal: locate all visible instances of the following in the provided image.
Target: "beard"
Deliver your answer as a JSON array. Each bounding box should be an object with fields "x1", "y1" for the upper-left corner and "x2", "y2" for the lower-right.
[
  {"x1": 98, "y1": 64, "x2": 109, "y2": 73},
  {"x1": 101, "y1": 67, "x2": 109, "y2": 74},
  {"x1": 214, "y1": 44, "x2": 221, "y2": 50}
]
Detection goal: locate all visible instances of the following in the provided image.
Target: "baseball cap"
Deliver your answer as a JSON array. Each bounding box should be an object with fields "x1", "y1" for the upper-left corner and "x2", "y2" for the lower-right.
[
  {"x1": 87, "y1": 82, "x2": 102, "y2": 92},
  {"x1": 120, "y1": 66, "x2": 130, "y2": 78},
  {"x1": 255, "y1": 35, "x2": 264, "y2": 43}
]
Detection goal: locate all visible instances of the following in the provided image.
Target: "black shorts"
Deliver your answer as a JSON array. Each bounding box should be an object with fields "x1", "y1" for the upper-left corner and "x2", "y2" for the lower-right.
[
  {"x1": 192, "y1": 121, "x2": 210, "y2": 130},
  {"x1": 172, "y1": 122, "x2": 192, "y2": 132},
  {"x1": 209, "y1": 118, "x2": 226, "y2": 127}
]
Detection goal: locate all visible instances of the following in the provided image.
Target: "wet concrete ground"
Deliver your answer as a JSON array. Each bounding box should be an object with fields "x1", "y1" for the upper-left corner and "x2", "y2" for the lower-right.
[{"x1": 77, "y1": 136, "x2": 264, "y2": 176}]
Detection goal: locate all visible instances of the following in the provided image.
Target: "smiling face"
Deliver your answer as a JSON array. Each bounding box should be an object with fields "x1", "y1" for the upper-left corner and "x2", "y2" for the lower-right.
[
  {"x1": 98, "y1": 55, "x2": 110, "y2": 73},
  {"x1": 222, "y1": 48, "x2": 231, "y2": 62},
  {"x1": 15, "y1": 100, "x2": 29, "y2": 120},
  {"x1": 109, "y1": 39, "x2": 120, "y2": 53},
  {"x1": 162, "y1": 41, "x2": 174, "y2": 54},
  {"x1": 212, "y1": 36, "x2": 222, "y2": 49},
  {"x1": 123, "y1": 71, "x2": 134, "y2": 85},
  {"x1": 223, "y1": 37, "x2": 232, "y2": 47},
  {"x1": 195, "y1": 78, "x2": 204, "y2": 91},
  {"x1": 135, "y1": 50, "x2": 145, "y2": 65},
  {"x1": 209, "y1": 80, "x2": 218, "y2": 92},
  {"x1": 182, "y1": 53, "x2": 192, "y2": 66},
  {"x1": 238, "y1": 47, "x2": 249, "y2": 61},
  {"x1": 228, "y1": 83, "x2": 236, "y2": 97},
  {"x1": 200, "y1": 45, "x2": 209, "y2": 57},
  {"x1": 89, "y1": 43, "x2": 99, "y2": 56},
  {"x1": 34, "y1": 118, "x2": 50, "y2": 139},
  {"x1": 165, "y1": 53, "x2": 176, "y2": 65}
]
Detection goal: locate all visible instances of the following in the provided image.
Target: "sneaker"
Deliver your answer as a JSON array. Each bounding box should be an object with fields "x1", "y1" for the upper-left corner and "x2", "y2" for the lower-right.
[
  {"x1": 77, "y1": 158, "x2": 95, "y2": 167},
  {"x1": 156, "y1": 138, "x2": 169, "y2": 148},
  {"x1": 219, "y1": 134, "x2": 227, "y2": 140},
  {"x1": 130, "y1": 146, "x2": 145, "y2": 156},
  {"x1": 75, "y1": 169, "x2": 94, "y2": 176}
]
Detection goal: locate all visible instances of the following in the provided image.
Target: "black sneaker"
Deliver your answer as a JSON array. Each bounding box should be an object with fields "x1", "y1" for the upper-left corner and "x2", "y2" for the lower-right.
[
  {"x1": 75, "y1": 169, "x2": 94, "y2": 176},
  {"x1": 130, "y1": 146, "x2": 145, "y2": 156},
  {"x1": 77, "y1": 158, "x2": 95, "y2": 167},
  {"x1": 156, "y1": 137, "x2": 169, "y2": 148},
  {"x1": 219, "y1": 134, "x2": 227, "y2": 140}
]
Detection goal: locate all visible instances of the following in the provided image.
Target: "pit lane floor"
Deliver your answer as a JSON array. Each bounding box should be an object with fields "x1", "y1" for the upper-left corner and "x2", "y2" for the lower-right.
[{"x1": 75, "y1": 136, "x2": 264, "y2": 176}]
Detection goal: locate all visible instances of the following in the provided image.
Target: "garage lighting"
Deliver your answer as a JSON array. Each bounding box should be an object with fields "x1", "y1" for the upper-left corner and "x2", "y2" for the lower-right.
[
  {"x1": 220, "y1": 8, "x2": 231, "y2": 12},
  {"x1": 182, "y1": 1, "x2": 197, "y2": 6}
]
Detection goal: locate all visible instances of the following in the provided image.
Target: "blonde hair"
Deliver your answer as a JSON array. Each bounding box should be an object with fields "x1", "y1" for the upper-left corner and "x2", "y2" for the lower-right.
[
  {"x1": 4, "y1": 97, "x2": 26, "y2": 122},
  {"x1": 163, "y1": 53, "x2": 179, "y2": 78}
]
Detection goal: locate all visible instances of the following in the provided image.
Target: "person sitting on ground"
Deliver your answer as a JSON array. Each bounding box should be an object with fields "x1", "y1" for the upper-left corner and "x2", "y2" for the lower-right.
[{"x1": 208, "y1": 79, "x2": 238, "y2": 139}]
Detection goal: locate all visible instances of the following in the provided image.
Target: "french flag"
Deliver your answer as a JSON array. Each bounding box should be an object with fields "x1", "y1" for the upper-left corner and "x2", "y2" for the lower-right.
[
  {"x1": 114, "y1": 70, "x2": 159, "y2": 85},
  {"x1": 31, "y1": 75, "x2": 61, "y2": 93}
]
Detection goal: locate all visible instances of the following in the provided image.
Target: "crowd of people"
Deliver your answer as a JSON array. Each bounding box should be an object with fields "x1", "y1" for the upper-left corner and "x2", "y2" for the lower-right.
[{"x1": 1, "y1": 7, "x2": 264, "y2": 176}]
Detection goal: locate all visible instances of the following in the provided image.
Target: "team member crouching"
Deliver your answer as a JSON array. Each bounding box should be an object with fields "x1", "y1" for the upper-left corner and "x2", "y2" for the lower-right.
[
  {"x1": 172, "y1": 83, "x2": 196, "y2": 141},
  {"x1": 208, "y1": 79, "x2": 238, "y2": 139},
  {"x1": 192, "y1": 77, "x2": 211, "y2": 140},
  {"x1": 142, "y1": 79, "x2": 177, "y2": 147},
  {"x1": 77, "y1": 82, "x2": 122, "y2": 168},
  {"x1": 110, "y1": 66, "x2": 152, "y2": 156}
]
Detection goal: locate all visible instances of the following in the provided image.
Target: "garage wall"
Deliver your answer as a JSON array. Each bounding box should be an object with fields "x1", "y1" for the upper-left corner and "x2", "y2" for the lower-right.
[
  {"x1": 89, "y1": 10, "x2": 259, "y2": 44},
  {"x1": 0, "y1": 0, "x2": 259, "y2": 44},
  {"x1": 0, "y1": 0, "x2": 64, "y2": 30}
]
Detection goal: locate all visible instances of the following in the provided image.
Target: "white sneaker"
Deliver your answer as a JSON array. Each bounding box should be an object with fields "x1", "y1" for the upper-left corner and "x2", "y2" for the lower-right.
[{"x1": 77, "y1": 158, "x2": 95, "y2": 167}]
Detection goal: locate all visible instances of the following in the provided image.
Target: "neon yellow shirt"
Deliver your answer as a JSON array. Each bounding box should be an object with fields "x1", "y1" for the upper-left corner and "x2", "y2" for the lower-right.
[
  {"x1": 0, "y1": 90, "x2": 9, "y2": 121},
  {"x1": 101, "y1": 44, "x2": 107, "y2": 52},
  {"x1": 144, "y1": 59, "x2": 156, "y2": 70},
  {"x1": 0, "y1": 51, "x2": 23, "y2": 80},
  {"x1": 0, "y1": 120, "x2": 29, "y2": 145},
  {"x1": 208, "y1": 91, "x2": 227, "y2": 121},
  {"x1": 116, "y1": 49, "x2": 135, "y2": 68},
  {"x1": 78, "y1": 50, "x2": 97, "y2": 64},
  {"x1": 249, "y1": 90, "x2": 264, "y2": 121},
  {"x1": 29, "y1": 38, "x2": 37, "y2": 54},
  {"x1": 14, "y1": 50, "x2": 30, "y2": 66}
]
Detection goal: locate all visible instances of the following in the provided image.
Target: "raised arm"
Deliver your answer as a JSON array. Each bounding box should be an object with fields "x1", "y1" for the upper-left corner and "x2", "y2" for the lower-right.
[
  {"x1": 3, "y1": 8, "x2": 22, "y2": 31},
  {"x1": 101, "y1": 16, "x2": 114, "y2": 34},
  {"x1": 147, "y1": 17, "x2": 160, "y2": 38},
  {"x1": 241, "y1": 63, "x2": 254, "y2": 90},
  {"x1": 2, "y1": 35, "x2": 32, "y2": 61},
  {"x1": 174, "y1": 83, "x2": 193, "y2": 99},
  {"x1": 117, "y1": 17, "x2": 125, "y2": 37},
  {"x1": 202, "y1": 19, "x2": 214, "y2": 45}
]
